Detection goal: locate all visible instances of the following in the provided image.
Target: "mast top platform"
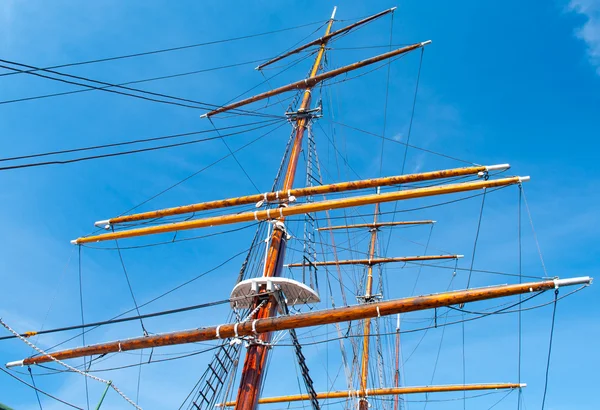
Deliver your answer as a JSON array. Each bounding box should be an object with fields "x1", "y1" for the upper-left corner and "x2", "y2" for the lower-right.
[{"x1": 230, "y1": 277, "x2": 320, "y2": 309}]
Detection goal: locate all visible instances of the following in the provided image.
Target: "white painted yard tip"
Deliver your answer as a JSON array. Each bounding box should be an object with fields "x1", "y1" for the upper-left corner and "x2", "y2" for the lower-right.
[
  {"x1": 94, "y1": 219, "x2": 110, "y2": 229},
  {"x1": 485, "y1": 163, "x2": 510, "y2": 171},
  {"x1": 518, "y1": 176, "x2": 531, "y2": 183},
  {"x1": 421, "y1": 40, "x2": 432, "y2": 46},
  {"x1": 390, "y1": 6, "x2": 398, "y2": 11},
  {"x1": 519, "y1": 383, "x2": 527, "y2": 388},
  {"x1": 6, "y1": 359, "x2": 23, "y2": 368},
  {"x1": 554, "y1": 276, "x2": 592, "y2": 288},
  {"x1": 456, "y1": 254, "x2": 465, "y2": 259},
  {"x1": 200, "y1": 113, "x2": 208, "y2": 118},
  {"x1": 331, "y1": 6, "x2": 337, "y2": 20}
]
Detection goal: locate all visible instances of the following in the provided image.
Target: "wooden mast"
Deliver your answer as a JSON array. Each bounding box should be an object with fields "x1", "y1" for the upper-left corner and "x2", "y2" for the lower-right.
[
  {"x1": 394, "y1": 314, "x2": 402, "y2": 410},
  {"x1": 233, "y1": 9, "x2": 337, "y2": 410},
  {"x1": 359, "y1": 202, "x2": 380, "y2": 410},
  {"x1": 7, "y1": 277, "x2": 591, "y2": 367}
]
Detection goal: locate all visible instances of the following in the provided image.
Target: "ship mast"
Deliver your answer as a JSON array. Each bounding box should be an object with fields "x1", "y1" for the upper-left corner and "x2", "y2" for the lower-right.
[
  {"x1": 233, "y1": 8, "x2": 337, "y2": 410},
  {"x1": 359, "y1": 202, "x2": 380, "y2": 410},
  {"x1": 5, "y1": 7, "x2": 595, "y2": 409}
]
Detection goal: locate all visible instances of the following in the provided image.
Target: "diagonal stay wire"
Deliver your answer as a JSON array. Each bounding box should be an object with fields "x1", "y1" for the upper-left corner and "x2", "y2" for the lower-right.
[
  {"x1": 113, "y1": 231, "x2": 148, "y2": 336},
  {"x1": 323, "y1": 118, "x2": 476, "y2": 166},
  {"x1": 0, "y1": 20, "x2": 327, "y2": 77},
  {"x1": 0, "y1": 119, "x2": 277, "y2": 163},
  {"x1": 0, "y1": 367, "x2": 83, "y2": 409},
  {"x1": 0, "y1": 62, "x2": 213, "y2": 111},
  {"x1": 541, "y1": 289, "x2": 559, "y2": 410},
  {"x1": 465, "y1": 188, "x2": 487, "y2": 290},
  {"x1": 0, "y1": 59, "x2": 280, "y2": 119},
  {"x1": 0, "y1": 58, "x2": 266, "y2": 106},
  {"x1": 384, "y1": 48, "x2": 425, "y2": 258},
  {"x1": 208, "y1": 117, "x2": 260, "y2": 192},
  {"x1": 378, "y1": 9, "x2": 395, "y2": 178},
  {"x1": 521, "y1": 185, "x2": 548, "y2": 276},
  {"x1": 78, "y1": 247, "x2": 90, "y2": 410},
  {"x1": 0, "y1": 120, "x2": 285, "y2": 171},
  {"x1": 39, "y1": 248, "x2": 253, "y2": 352},
  {"x1": 112, "y1": 121, "x2": 286, "y2": 220},
  {"x1": 27, "y1": 366, "x2": 44, "y2": 410}
]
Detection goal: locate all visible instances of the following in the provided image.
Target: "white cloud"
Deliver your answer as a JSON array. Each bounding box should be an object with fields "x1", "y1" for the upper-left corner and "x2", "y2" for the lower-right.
[{"x1": 569, "y1": 0, "x2": 600, "y2": 74}]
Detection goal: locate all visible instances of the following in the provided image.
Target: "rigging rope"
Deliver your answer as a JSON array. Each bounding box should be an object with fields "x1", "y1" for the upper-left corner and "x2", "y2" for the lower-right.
[
  {"x1": 27, "y1": 366, "x2": 43, "y2": 410},
  {"x1": 0, "y1": 367, "x2": 83, "y2": 409},
  {"x1": 541, "y1": 289, "x2": 559, "y2": 410},
  {"x1": 78, "y1": 247, "x2": 91, "y2": 410},
  {"x1": 0, "y1": 318, "x2": 142, "y2": 410},
  {"x1": 0, "y1": 20, "x2": 328, "y2": 77},
  {"x1": 208, "y1": 117, "x2": 261, "y2": 192}
]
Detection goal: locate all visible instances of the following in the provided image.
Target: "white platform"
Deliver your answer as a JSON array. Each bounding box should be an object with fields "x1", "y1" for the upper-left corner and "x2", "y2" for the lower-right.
[{"x1": 230, "y1": 277, "x2": 320, "y2": 309}]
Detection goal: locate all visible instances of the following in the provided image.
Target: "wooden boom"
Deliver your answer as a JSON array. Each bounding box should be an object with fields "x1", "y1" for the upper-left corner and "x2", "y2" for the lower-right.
[
  {"x1": 317, "y1": 220, "x2": 435, "y2": 231},
  {"x1": 96, "y1": 165, "x2": 505, "y2": 227},
  {"x1": 287, "y1": 254, "x2": 462, "y2": 267},
  {"x1": 218, "y1": 383, "x2": 526, "y2": 406},
  {"x1": 74, "y1": 175, "x2": 527, "y2": 244},
  {"x1": 257, "y1": 7, "x2": 396, "y2": 70},
  {"x1": 7, "y1": 276, "x2": 591, "y2": 367},
  {"x1": 201, "y1": 41, "x2": 431, "y2": 117}
]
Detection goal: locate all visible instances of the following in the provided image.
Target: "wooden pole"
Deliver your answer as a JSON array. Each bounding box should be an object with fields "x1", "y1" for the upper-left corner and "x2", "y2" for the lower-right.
[
  {"x1": 73, "y1": 176, "x2": 528, "y2": 244},
  {"x1": 7, "y1": 277, "x2": 591, "y2": 367},
  {"x1": 317, "y1": 220, "x2": 434, "y2": 231},
  {"x1": 233, "y1": 10, "x2": 337, "y2": 410},
  {"x1": 286, "y1": 254, "x2": 462, "y2": 267},
  {"x1": 201, "y1": 41, "x2": 431, "y2": 117},
  {"x1": 359, "y1": 204, "x2": 379, "y2": 410},
  {"x1": 393, "y1": 315, "x2": 401, "y2": 410},
  {"x1": 97, "y1": 166, "x2": 503, "y2": 227},
  {"x1": 218, "y1": 383, "x2": 525, "y2": 406},
  {"x1": 257, "y1": 7, "x2": 396, "y2": 70}
]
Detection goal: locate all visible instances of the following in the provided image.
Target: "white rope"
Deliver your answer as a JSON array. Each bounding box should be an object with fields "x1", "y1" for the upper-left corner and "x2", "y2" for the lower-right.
[
  {"x1": 0, "y1": 318, "x2": 142, "y2": 410},
  {"x1": 244, "y1": 300, "x2": 266, "y2": 322},
  {"x1": 521, "y1": 185, "x2": 549, "y2": 276}
]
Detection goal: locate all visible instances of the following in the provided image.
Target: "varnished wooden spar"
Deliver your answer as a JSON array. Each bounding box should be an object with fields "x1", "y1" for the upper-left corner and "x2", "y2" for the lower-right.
[
  {"x1": 201, "y1": 41, "x2": 431, "y2": 117},
  {"x1": 234, "y1": 10, "x2": 337, "y2": 410},
  {"x1": 257, "y1": 7, "x2": 397, "y2": 70},
  {"x1": 218, "y1": 383, "x2": 526, "y2": 406},
  {"x1": 74, "y1": 175, "x2": 528, "y2": 244},
  {"x1": 286, "y1": 255, "x2": 461, "y2": 268},
  {"x1": 359, "y1": 204, "x2": 380, "y2": 410},
  {"x1": 97, "y1": 165, "x2": 503, "y2": 227},
  {"x1": 317, "y1": 220, "x2": 435, "y2": 231},
  {"x1": 7, "y1": 277, "x2": 591, "y2": 367}
]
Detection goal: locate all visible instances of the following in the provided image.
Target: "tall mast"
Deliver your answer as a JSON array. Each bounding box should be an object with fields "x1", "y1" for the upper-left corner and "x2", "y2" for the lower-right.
[
  {"x1": 359, "y1": 201, "x2": 380, "y2": 410},
  {"x1": 233, "y1": 8, "x2": 337, "y2": 410}
]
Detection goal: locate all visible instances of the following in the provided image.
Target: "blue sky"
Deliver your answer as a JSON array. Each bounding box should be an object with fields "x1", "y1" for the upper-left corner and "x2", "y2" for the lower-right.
[{"x1": 0, "y1": 1, "x2": 598, "y2": 409}]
